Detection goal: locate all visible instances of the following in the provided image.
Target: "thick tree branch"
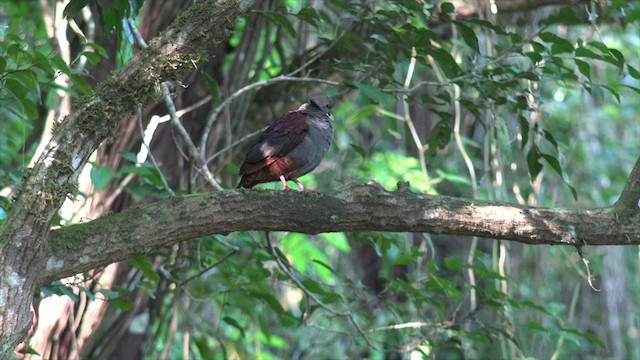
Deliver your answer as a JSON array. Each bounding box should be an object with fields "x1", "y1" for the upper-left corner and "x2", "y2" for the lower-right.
[
  {"x1": 0, "y1": 0, "x2": 254, "y2": 355},
  {"x1": 45, "y1": 182, "x2": 639, "y2": 283},
  {"x1": 614, "y1": 155, "x2": 640, "y2": 215}
]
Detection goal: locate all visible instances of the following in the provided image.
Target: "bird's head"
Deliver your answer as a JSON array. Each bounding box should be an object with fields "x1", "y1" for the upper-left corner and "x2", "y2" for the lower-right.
[{"x1": 309, "y1": 95, "x2": 332, "y2": 116}]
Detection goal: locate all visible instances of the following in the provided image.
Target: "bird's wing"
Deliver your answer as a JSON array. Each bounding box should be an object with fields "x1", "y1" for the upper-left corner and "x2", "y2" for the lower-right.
[{"x1": 240, "y1": 110, "x2": 309, "y2": 174}]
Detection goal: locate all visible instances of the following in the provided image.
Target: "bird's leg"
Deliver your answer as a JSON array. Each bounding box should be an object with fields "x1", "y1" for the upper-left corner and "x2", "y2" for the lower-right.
[
  {"x1": 292, "y1": 178, "x2": 306, "y2": 191},
  {"x1": 279, "y1": 175, "x2": 292, "y2": 191}
]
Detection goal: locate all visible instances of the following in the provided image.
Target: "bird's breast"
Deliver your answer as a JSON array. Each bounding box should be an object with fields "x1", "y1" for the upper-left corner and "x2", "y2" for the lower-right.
[{"x1": 285, "y1": 116, "x2": 333, "y2": 178}]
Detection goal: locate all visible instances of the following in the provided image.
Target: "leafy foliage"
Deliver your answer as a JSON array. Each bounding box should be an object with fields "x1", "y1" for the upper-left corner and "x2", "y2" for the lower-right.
[{"x1": 2, "y1": 0, "x2": 639, "y2": 358}]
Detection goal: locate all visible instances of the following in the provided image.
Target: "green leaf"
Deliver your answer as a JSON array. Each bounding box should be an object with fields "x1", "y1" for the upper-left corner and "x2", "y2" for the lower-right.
[
  {"x1": 4, "y1": 78, "x2": 27, "y2": 99},
  {"x1": 265, "y1": 13, "x2": 296, "y2": 37},
  {"x1": 111, "y1": 297, "x2": 133, "y2": 312},
  {"x1": 541, "y1": 129, "x2": 558, "y2": 149},
  {"x1": 427, "y1": 120, "x2": 452, "y2": 155},
  {"x1": 128, "y1": 256, "x2": 161, "y2": 283},
  {"x1": 575, "y1": 47, "x2": 602, "y2": 60},
  {"x1": 312, "y1": 259, "x2": 339, "y2": 276},
  {"x1": 540, "y1": 152, "x2": 578, "y2": 200},
  {"x1": 301, "y1": 279, "x2": 326, "y2": 295},
  {"x1": 119, "y1": 152, "x2": 139, "y2": 163},
  {"x1": 90, "y1": 164, "x2": 113, "y2": 191},
  {"x1": 63, "y1": 0, "x2": 89, "y2": 18},
  {"x1": 574, "y1": 59, "x2": 591, "y2": 80},
  {"x1": 621, "y1": 84, "x2": 640, "y2": 96},
  {"x1": 252, "y1": 291, "x2": 285, "y2": 315},
  {"x1": 441, "y1": 2, "x2": 455, "y2": 14},
  {"x1": 524, "y1": 51, "x2": 543, "y2": 63},
  {"x1": 79, "y1": 286, "x2": 96, "y2": 301},
  {"x1": 539, "y1": 32, "x2": 574, "y2": 54},
  {"x1": 435, "y1": 169, "x2": 471, "y2": 186},
  {"x1": 350, "y1": 144, "x2": 367, "y2": 159},
  {"x1": 394, "y1": 253, "x2": 417, "y2": 265},
  {"x1": 96, "y1": 289, "x2": 121, "y2": 299},
  {"x1": 600, "y1": 84, "x2": 621, "y2": 104},
  {"x1": 9, "y1": 70, "x2": 39, "y2": 93},
  {"x1": 589, "y1": 83, "x2": 605, "y2": 100},
  {"x1": 354, "y1": 82, "x2": 388, "y2": 104},
  {"x1": 82, "y1": 51, "x2": 102, "y2": 65},
  {"x1": 297, "y1": 8, "x2": 319, "y2": 28},
  {"x1": 203, "y1": 73, "x2": 220, "y2": 104},
  {"x1": 526, "y1": 146, "x2": 542, "y2": 178},
  {"x1": 517, "y1": 71, "x2": 540, "y2": 81},
  {"x1": 467, "y1": 19, "x2": 507, "y2": 35},
  {"x1": 425, "y1": 47, "x2": 462, "y2": 77},
  {"x1": 540, "y1": 153, "x2": 562, "y2": 177},
  {"x1": 608, "y1": 48, "x2": 625, "y2": 68},
  {"x1": 628, "y1": 64, "x2": 640, "y2": 79},
  {"x1": 347, "y1": 104, "x2": 376, "y2": 123},
  {"x1": 59, "y1": 285, "x2": 79, "y2": 302},
  {"x1": 455, "y1": 22, "x2": 479, "y2": 53},
  {"x1": 560, "y1": 328, "x2": 606, "y2": 349},
  {"x1": 70, "y1": 74, "x2": 93, "y2": 96},
  {"x1": 24, "y1": 345, "x2": 40, "y2": 356},
  {"x1": 19, "y1": 97, "x2": 39, "y2": 121},
  {"x1": 85, "y1": 42, "x2": 108, "y2": 58},
  {"x1": 544, "y1": 7, "x2": 580, "y2": 25},
  {"x1": 50, "y1": 56, "x2": 72, "y2": 75},
  {"x1": 222, "y1": 316, "x2": 246, "y2": 338},
  {"x1": 444, "y1": 256, "x2": 462, "y2": 270}
]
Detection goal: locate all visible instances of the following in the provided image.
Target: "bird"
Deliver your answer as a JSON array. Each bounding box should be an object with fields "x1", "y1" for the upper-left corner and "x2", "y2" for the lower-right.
[{"x1": 237, "y1": 95, "x2": 334, "y2": 191}]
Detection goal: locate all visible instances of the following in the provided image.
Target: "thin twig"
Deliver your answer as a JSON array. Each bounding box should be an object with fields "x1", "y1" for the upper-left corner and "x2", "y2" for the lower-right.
[
  {"x1": 265, "y1": 234, "x2": 382, "y2": 351},
  {"x1": 179, "y1": 249, "x2": 238, "y2": 287},
  {"x1": 128, "y1": 18, "x2": 148, "y2": 48},
  {"x1": 402, "y1": 47, "x2": 431, "y2": 187},
  {"x1": 161, "y1": 83, "x2": 223, "y2": 190},
  {"x1": 206, "y1": 126, "x2": 267, "y2": 164}
]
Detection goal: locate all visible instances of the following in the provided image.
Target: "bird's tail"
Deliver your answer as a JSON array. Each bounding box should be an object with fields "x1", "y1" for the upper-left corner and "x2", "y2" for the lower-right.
[{"x1": 237, "y1": 175, "x2": 250, "y2": 189}]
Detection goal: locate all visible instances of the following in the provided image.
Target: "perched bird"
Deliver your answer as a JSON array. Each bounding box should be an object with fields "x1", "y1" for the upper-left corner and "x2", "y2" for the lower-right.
[{"x1": 237, "y1": 95, "x2": 334, "y2": 191}]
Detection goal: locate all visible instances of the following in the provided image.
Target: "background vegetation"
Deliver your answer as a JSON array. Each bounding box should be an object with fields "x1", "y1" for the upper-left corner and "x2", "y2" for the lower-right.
[{"x1": 1, "y1": 0, "x2": 639, "y2": 358}]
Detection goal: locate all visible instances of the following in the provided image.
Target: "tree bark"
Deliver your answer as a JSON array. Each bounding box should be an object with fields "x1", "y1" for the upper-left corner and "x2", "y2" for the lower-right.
[
  {"x1": 0, "y1": 0, "x2": 255, "y2": 356},
  {"x1": 0, "y1": 0, "x2": 635, "y2": 356},
  {"x1": 44, "y1": 165, "x2": 640, "y2": 283}
]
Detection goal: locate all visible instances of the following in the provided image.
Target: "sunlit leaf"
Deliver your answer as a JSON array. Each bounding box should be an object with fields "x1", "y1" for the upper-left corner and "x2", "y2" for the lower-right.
[
  {"x1": 223, "y1": 316, "x2": 246, "y2": 338},
  {"x1": 354, "y1": 82, "x2": 389, "y2": 105},
  {"x1": 90, "y1": 163, "x2": 113, "y2": 191}
]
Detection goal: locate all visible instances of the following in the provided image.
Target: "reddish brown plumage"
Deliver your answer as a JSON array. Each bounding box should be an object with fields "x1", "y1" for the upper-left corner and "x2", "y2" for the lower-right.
[{"x1": 237, "y1": 96, "x2": 333, "y2": 190}]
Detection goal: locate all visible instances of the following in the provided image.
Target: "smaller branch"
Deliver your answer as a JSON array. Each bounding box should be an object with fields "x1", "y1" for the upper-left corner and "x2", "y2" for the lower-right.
[
  {"x1": 266, "y1": 235, "x2": 381, "y2": 351},
  {"x1": 614, "y1": 155, "x2": 640, "y2": 213},
  {"x1": 576, "y1": 245, "x2": 600, "y2": 292},
  {"x1": 128, "y1": 19, "x2": 148, "y2": 48},
  {"x1": 401, "y1": 47, "x2": 431, "y2": 186},
  {"x1": 161, "y1": 83, "x2": 223, "y2": 190},
  {"x1": 179, "y1": 249, "x2": 237, "y2": 287},
  {"x1": 128, "y1": 18, "x2": 222, "y2": 190}
]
